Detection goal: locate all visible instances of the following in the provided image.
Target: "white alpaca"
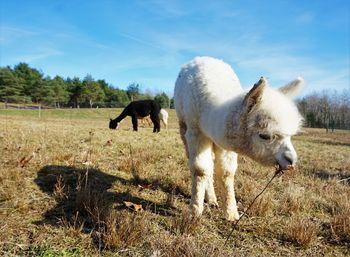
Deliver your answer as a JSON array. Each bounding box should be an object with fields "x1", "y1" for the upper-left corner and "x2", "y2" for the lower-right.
[
  {"x1": 159, "y1": 109, "x2": 169, "y2": 129},
  {"x1": 139, "y1": 109, "x2": 168, "y2": 129},
  {"x1": 174, "y1": 56, "x2": 303, "y2": 221}
]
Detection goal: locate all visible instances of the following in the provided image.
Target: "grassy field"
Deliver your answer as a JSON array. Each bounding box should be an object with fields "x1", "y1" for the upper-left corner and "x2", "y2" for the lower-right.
[{"x1": 0, "y1": 108, "x2": 349, "y2": 256}]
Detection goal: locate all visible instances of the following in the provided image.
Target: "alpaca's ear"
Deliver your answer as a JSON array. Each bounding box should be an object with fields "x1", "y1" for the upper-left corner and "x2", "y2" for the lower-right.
[
  {"x1": 244, "y1": 77, "x2": 267, "y2": 112},
  {"x1": 279, "y1": 77, "x2": 304, "y2": 98}
]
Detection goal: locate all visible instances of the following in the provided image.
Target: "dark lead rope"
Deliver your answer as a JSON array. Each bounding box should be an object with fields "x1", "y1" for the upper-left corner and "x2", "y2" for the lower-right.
[{"x1": 224, "y1": 168, "x2": 284, "y2": 246}]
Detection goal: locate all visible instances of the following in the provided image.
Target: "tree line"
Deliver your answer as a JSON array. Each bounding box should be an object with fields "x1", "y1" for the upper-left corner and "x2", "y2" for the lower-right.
[
  {"x1": 297, "y1": 90, "x2": 350, "y2": 131},
  {"x1": 1, "y1": 62, "x2": 349, "y2": 130},
  {"x1": 0, "y1": 63, "x2": 172, "y2": 109}
]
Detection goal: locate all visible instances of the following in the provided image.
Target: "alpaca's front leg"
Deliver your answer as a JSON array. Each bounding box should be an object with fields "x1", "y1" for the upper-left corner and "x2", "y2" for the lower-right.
[
  {"x1": 131, "y1": 115, "x2": 138, "y2": 131},
  {"x1": 222, "y1": 172, "x2": 239, "y2": 221},
  {"x1": 214, "y1": 148, "x2": 240, "y2": 221},
  {"x1": 190, "y1": 171, "x2": 207, "y2": 215},
  {"x1": 186, "y1": 130, "x2": 214, "y2": 217},
  {"x1": 205, "y1": 174, "x2": 218, "y2": 207},
  {"x1": 150, "y1": 113, "x2": 160, "y2": 133}
]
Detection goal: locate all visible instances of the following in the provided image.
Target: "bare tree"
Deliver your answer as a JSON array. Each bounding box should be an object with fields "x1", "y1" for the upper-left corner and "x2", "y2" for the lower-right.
[{"x1": 298, "y1": 89, "x2": 350, "y2": 131}]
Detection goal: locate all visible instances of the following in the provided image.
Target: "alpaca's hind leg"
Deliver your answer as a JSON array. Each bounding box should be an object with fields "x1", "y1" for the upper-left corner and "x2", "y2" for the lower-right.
[
  {"x1": 205, "y1": 169, "x2": 218, "y2": 207},
  {"x1": 179, "y1": 121, "x2": 189, "y2": 157},
  {"x1": 161, "y1": 119, "x2": 167, "y2": 129},
  {"x1": 214, "y1": 146, "x2": 239, "y2": 221},
  {"x1": 185, "y1": 129, "x2": 214, "y2": 217},
  {"x1": 162, "y1": 115, "x2": 168, "y2": 129},
  {"x1": 150, "y1": 113, "x2": 160, "y2": 132}
]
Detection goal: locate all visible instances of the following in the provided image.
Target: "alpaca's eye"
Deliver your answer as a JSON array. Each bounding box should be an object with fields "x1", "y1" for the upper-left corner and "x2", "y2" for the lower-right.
[{"x1": 259, "y1": 133, "x2": 271, "y2": 140}]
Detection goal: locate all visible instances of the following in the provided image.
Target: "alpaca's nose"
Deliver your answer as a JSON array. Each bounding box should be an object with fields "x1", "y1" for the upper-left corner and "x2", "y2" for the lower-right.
[
  {"x1": 277, "y1": 151, "x2": 297, "y2": 170},
  {"x1": 282, "y1": 152, "x2": 296, "y2": 166},
  {"x1": 276, "y1": 137, "x2": 297, "y2": 170}
]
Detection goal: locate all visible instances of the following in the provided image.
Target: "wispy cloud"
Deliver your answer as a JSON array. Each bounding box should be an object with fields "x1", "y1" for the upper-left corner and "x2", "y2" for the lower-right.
[
  {"x1": 0, "y1": 26, "x2": 38, "y2": 45},
  {"x1": 137, "y1": 0, "x2": 189, "y2": 18},
  {"x1": 1, "y1": 1, "x2": 348, "y2": 95},
  {"x1": 107, "y1": 25, "x2": 350, "y2": 95},
  {"x1": 118, "y1": 33, "x2": 165, "y2": 51},
  {"x1": 13, "y1": 48, "x2": 64, "y2": 63},
  {"x1": 295, "y1": 12, "x2": 314, "y2": 25},
  {"x1": 308, "y1": 68, "x2": 350, "y2": 93}
]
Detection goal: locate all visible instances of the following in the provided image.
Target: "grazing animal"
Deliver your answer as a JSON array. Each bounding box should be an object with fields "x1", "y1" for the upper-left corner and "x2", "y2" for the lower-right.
[
  {"x1": 139, "y1": 116, "x2": 152, "y2": 127},
  {"x1": 138, "y1": 109, "x2": 169, "y2": 129},
  {"x1": 159, "y1": 109, "x2": 169, "y2": 129},
  {"x1": 174, "y1": 56, "x2": 304, "y2": 220},
  {"x1": 109, "y1": 100, "x2": 161, "y2": 132}
]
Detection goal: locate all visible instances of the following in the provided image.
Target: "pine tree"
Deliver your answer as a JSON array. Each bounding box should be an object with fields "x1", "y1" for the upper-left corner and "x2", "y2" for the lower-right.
[{"x1": 0, "y1": 67, "x2": 25, "y2": 103}]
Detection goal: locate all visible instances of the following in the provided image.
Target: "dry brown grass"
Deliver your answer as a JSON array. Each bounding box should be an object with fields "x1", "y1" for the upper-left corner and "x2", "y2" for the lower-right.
[
  {"x1": 150, "y1": 233, "x2": 233, "y2": 257},
  {"x1": 170, "y1": 209, "x2": 202, "y2": 235},
  {"x1": 331, "y1": 214, "x2": 350, "y2": 243},
  {"x1": 97, "y1": 210, "x2": 149, "y2": 250},
  {"x1": 283, "y1": 217, "x2": 320, "y2": 247},
  {"x1": 0, "y1": 109, "x2": 349, "y2": 256}
]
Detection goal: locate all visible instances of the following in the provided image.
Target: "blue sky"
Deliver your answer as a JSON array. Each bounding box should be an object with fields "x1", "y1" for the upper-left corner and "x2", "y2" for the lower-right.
[{"x1": 0, "y1": 0, "x2": 349, "y2": 96}]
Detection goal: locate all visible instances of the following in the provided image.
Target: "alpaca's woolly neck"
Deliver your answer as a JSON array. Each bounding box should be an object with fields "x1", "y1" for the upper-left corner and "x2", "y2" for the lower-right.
[
  {"x1": 115, "y1": 110, "x2": 128, "y2": 123},
  {"x1": 200, "y1": 93, "x2": 246, "y2": 152}
]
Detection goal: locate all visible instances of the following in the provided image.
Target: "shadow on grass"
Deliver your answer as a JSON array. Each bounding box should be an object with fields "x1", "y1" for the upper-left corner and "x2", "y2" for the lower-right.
[
  {"x1": 313, "y1": 170, "x2": 350, "y2": 185},
  {"x1": 34, "y1": 165, "x2": 179, "y2": 228}
]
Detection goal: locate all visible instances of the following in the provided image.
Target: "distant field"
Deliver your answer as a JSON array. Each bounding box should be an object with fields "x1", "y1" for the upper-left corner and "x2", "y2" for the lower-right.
[
  {"x1": 0, "y1": 109, "x2": 349, "y2": 256},
  {"x1": 0, "y1": 107, "x2": 125, "y2": 121}
]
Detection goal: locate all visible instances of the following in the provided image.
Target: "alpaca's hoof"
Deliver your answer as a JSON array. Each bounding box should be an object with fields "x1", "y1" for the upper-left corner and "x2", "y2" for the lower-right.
[
  {"x1": 190, "y1": 204, "x2": 204, "y2": 217},
  {"x1": 207, "y1": 200, "x2": 219, "y2": 209},
  {"x1": 205, "y1": 193, "x2": 218, "y2": 207},
  {"x1": 225, "y1": 210, "x2": 240, "y2": 221}
]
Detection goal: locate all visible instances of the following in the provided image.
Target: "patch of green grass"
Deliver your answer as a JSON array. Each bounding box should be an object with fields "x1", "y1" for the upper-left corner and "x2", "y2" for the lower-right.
[
  {"x1": 28, "y1": 245, "x2": 85, "y2": 257},
  {"x1": 0, "y1": 108, "x2": 118, "y2": 120}
]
